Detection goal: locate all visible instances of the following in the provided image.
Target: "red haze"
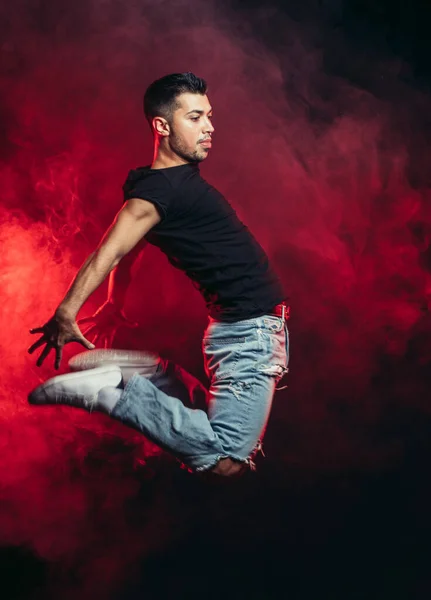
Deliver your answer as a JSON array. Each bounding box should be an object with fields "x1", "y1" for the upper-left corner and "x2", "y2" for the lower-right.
[{"x1": 0, "y1": 1, "x2": 430, "y2": 597}]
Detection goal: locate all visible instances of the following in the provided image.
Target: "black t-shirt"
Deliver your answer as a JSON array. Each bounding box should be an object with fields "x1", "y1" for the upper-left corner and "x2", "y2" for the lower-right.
[{"x1": 123, "y1": 163, "x2": 285, "y2": 321}]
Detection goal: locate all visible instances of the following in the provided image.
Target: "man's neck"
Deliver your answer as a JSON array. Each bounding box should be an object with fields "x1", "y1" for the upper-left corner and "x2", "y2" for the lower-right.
[{"x1": 151, "y1": 146, "x2": 189, "y2": 170}]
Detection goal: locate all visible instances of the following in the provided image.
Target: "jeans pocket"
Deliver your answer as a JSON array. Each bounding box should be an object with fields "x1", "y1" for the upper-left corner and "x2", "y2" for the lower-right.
[
  {"x1": 203, "y1": 336, "x2": 248, "y2": 381},
  {"x1": 262, "y1": 316, "x2": 284, "y2": 333}
]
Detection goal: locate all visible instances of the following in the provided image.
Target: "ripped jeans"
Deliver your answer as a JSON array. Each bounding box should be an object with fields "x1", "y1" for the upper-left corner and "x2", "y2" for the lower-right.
[{"x1": 111, "y1": 313, "x2": 289, "y2": 472}]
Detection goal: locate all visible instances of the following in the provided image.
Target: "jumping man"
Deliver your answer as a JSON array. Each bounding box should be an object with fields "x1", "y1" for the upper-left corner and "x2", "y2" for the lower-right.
[{"x1": 28, "y1": 72, "x2": 289, "y2": 477}]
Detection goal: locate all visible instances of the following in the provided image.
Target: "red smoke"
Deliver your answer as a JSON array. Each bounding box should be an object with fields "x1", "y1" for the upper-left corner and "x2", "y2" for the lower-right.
[{"x1": 0, "y1": 0, "x2": 430, "y2": 597}]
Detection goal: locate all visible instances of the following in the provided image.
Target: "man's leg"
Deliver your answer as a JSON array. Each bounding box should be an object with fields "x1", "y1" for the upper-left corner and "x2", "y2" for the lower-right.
[
  {"x1": 70, "y1": 349, "x2": 208, "y2": 410},
  {"x1": 110, "y1": 313, "x2": 288, "y2": 474},
  {"x1": 109, "y1": 374, "x2": 226, "y2": 470},
  {"x1": 29, "y1": 363, "x2": 228, "y2": 470},
  {"x1": 202, "y1": 314, "x2": 289, "y2": 473},
  {"x1": 29, "y1": 316, "x2": 288, "y2": 475}
]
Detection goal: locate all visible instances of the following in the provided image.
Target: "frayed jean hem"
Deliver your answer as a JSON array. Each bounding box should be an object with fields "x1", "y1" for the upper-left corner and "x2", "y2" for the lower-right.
[
  {"x1": 193, "y1": 455, "x2": 250, "y2": 473},
  {"x1": 186, "y1": 439, "x2": 265, "y2": 473}
]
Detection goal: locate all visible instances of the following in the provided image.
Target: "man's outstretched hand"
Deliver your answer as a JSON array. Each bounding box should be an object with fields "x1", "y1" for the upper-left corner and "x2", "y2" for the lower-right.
[
  {"x1": 77, "y1": 300, "x2": 139, "y2": 349},
  {"x1": 28, "y1": 312, "x2": 95, "y2": 369}
]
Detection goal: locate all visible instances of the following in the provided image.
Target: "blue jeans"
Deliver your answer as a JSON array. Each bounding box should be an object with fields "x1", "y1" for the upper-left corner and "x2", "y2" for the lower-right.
[{"x1": 111, "y1": 313, "x2": 289, "y2": 472}]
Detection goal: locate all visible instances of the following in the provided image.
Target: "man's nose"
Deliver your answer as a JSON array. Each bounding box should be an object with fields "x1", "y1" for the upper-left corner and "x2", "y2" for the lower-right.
[{"x1": 204, "y1": 118, "x2": 214, "y2": 133}]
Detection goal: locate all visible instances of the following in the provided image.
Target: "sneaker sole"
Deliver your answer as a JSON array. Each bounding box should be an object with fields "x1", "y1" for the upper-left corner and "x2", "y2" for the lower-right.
[{"x1": 69, "y1": 349, "x2": 160, "y2": 371}]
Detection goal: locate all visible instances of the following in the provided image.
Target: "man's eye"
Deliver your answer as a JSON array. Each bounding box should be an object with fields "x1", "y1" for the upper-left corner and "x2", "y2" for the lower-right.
[{"x1": 190, "y1": 116, "x2": 199, "y2": 121}]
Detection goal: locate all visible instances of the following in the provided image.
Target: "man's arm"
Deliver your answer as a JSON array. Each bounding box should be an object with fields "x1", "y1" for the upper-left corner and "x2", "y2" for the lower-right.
[
  {"x1": 107, "y1": 239, "x2": 146, "y2": 309},
  {"x1": 29, "y1": 198, "x2": 160, "y2": 368},
  {"x1": 76, "y1": 239, "x2": 147, "y2": 347},
  {"x1": 57, "y1": 199, "x2": 160, "y2": 320}
]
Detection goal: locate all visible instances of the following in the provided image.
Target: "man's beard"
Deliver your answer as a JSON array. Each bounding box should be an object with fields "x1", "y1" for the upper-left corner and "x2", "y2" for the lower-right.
[{"x1": 169, "y1": 131, "x2": 205, "y2": 163}]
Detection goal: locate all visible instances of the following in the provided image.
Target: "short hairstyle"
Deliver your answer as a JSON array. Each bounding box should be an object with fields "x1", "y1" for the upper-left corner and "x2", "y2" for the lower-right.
[{"x1": 143, "y1": 72, "x2": 207, "y2": 126}]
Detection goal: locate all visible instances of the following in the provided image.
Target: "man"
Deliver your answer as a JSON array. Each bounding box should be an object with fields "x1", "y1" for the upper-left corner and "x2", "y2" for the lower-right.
[{"x1": 28, "y1": 72, "x2": 289, "y2": 477}]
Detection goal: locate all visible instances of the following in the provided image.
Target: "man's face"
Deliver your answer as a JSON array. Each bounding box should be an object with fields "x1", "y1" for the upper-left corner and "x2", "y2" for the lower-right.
[{"x1": 167, "y1": 93, "x2": 214, "y2": 163}]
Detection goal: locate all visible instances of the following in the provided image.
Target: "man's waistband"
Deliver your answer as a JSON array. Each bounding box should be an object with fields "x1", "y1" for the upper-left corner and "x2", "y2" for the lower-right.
[{"x1": 268, "y1": 303, "x2": 290, "y2": 320}]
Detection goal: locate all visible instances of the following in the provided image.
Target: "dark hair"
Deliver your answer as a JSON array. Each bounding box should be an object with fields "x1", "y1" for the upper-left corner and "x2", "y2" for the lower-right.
[{"x1": 143, "y1": 72, "x2": 207, "y2": 126}]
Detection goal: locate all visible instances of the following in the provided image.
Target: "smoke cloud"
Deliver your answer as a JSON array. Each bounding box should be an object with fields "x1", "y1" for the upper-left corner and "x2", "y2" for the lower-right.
[{"x1": 0, "y1": 0, "x2": 430, "y2": 597}]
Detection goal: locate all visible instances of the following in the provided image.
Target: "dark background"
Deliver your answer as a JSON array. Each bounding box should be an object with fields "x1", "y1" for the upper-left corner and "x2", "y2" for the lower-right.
[{"x1": 0, "y1": 0, "x2": 430, "y2": 598}]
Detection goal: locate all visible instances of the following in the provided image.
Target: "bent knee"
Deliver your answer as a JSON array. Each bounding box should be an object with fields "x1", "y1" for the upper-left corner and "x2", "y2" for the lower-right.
[{"x1": 210, "y1": 457, "x2": 246, "y2": 477}]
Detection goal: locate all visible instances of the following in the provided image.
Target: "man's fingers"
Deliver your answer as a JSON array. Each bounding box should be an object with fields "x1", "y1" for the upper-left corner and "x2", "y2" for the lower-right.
[
  {"x1": 81, "y1": 325, "x2": 97, "y2": 339},
  {"x1": 29, "y1": 327, "x2": 45, "y2": 334},
  {"x1": 106, "y1": 331, "x2": 115, "y2": 348},
  {"x1": 99, "y1": 334, "x2": 108, "y2": 349},
  {"x1": 92, "y1": 332, "x2": 101, "y2": 346},
  {"x1": 36, "y1": 344, "x2": 52, "y2": 367},
  {"x1": 54, "y1": 346, "x2": 62, "y2": 370},
  {"x1": 116, "y1": 313, "x2": 139, "y2": 328},
  {"x1": 28, "y1": 337, "x2": 46, "y2": 354},
  {"x1": 77, "y1": 316, "x2": 94, "y2": 325},
  {"x1": 75, "y1": 336, "x2": 95, "y2": 350}
]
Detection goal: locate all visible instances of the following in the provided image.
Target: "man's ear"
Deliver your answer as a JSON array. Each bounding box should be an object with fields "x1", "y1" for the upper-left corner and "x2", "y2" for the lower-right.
[{"x1": 153, "y1": 116, "x2": 170, "y2": 137}]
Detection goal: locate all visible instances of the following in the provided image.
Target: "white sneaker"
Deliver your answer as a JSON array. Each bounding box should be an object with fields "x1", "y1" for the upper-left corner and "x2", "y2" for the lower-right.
[
  {"x1": 28, "y1": 365, "x2": 123, "y2": 411},
  {"x1": 68, "y1": 349, "x2": 160, "y2": 383}
]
